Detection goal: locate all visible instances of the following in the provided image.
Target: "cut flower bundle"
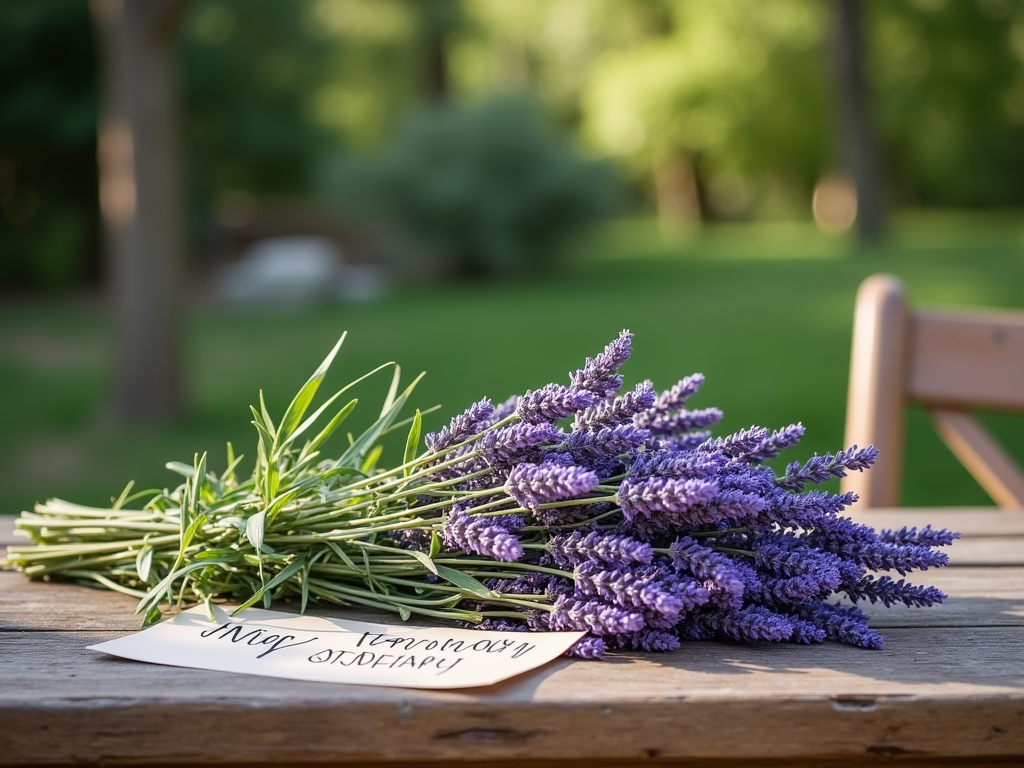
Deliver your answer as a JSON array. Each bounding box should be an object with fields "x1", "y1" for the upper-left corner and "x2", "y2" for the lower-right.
[{"x1": 7, "y1": 332, "x2": 957, "y2": 658}]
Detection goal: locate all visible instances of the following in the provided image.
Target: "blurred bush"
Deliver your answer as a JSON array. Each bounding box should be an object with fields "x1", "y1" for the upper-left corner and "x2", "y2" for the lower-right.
[{"x1": 321, "y1": 97, "x2": 622, "y2": 279}]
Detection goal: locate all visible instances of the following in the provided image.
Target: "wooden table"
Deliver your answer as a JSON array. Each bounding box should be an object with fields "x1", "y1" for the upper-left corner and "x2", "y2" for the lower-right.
[{"x1": 2, "y1": 509, "x2": 1023, "y2": 768}]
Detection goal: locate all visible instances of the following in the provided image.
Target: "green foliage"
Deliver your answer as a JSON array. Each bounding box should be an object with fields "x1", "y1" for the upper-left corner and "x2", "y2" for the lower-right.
[
  {"x1": 322, "y1": 97, "x2": 621, "y2": 278},
  {"x1": 867, "y1": 0, "x2": 1024, "y2": 208},
  {"x1": 0, "y1": 0, "x2": 98, "y2": 289},
  {"x1": 580, "y1": 0, "x2": 832, "y2": 219},
  {"x1": 179, "y1": 0, "x2": 337, "y2": 211}
]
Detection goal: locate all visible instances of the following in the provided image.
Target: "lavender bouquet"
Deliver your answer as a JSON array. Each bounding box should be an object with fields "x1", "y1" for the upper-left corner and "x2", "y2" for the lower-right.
[{"x1": 7, "y1": 332, "x2": 957, "y2": 657}]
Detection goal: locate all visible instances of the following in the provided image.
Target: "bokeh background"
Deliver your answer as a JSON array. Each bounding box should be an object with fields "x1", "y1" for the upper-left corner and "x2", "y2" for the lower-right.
[{"x1": 3, "y1": 0, "x2": 1024, "y2": 517}]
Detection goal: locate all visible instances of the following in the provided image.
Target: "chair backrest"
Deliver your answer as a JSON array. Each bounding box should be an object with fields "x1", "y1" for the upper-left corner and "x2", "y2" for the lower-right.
[{"x1": 842, "y1": 273, "x2": 1024, "y2": 509}]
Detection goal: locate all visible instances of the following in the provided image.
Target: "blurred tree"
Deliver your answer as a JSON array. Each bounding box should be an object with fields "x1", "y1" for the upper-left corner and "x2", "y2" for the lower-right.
[
  {"x1": 866, "y1": 0, "x2": 1024, "y2": 209},
  {"x1": 832, "y1": 0, "x2": 885, "y2": 241},
  {"x1": 580, "y1": 0, "x2": 832, "y2": 227},
  {"x1": 322, "y1": 97, "x2": 621, "y2": 278},
  {"x1": 0, "y1": 0, "x2": 100, "y2": 290},
  {"x1": 180, "y1": 0, "x2": 337, "y2": 238},
  {"x1": 92, "y1": 0, "x2": 190, "y2": 423}
]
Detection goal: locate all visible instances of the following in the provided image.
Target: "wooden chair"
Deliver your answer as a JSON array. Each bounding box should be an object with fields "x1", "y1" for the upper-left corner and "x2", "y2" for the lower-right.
[{"x1": 842, "y1": 273, "x2": 1024, "y2": 509}]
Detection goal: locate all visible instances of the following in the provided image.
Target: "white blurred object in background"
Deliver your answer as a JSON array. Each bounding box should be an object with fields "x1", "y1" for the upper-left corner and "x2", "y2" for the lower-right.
[{"x1": 216, "y1": 236, "x2": 387, "y2": 307}]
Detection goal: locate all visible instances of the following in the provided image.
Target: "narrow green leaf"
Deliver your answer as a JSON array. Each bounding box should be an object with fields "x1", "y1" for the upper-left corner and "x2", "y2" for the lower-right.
[
  {"x1": 111, "y1": 480, "x2": 135, "y2": 511},
  {"x1": 165, "y1": 461, "x2": 195, "y2": 479},
  {"x1": 397, "y1": 605, "x2": 411, "y2": 621},
  {"x1": 302, "y1": 398, "x2": 358, "y2": 455},
  {"x1": 403, "y1": 409, "x2": 422, "y2": 476},
  {"x1": 245, "y1": 510, "x2": 266, "y2": 553},
  {"x1": 284, "y1": 362, "x2": 394, "y2": 448},
  {"x1": 259, "y1": 390, "x2": 277, "y2": 442},
  {"x1": 360, "y1": 444, "x2": 383, "y2": 475},
  {"x1": 337, "y1": 372, "x2": 425, "y2": 469},
  {"x1": 397, "y1": 546, "x2": 439, "y2": 575},
  {"x1": 223, "y1": 442, "x2": 242, "y2": 484},
  {"x1": 135, "y1": 558, "x2": 235, "y2": 618},
  {"x1": 142, "y1": 604, "x2": 164, "y2": 628},
  {"x1": 326, "y1": 540, "x2": 358, "y2": 570},
  {"x1": 191, "y1": 548, "x2": 243, "y2": 562},
  {"x1": 189, "y1": 452, "x2": 207, "y2": 518},
  {"x1": 428, "y1": 530, "x2": 441, "y2": 558},
  {"x1": 276, "y1": 334, "x2": 346, "y2": 449},
  {"x1": 381, "y1": 363, "x2": 402, "y2": 417},
  {"x1": 135, "y1": 544, "x2": 153, "y2": 582},
  {"x1": 434, "y1": 565, "x2": 492, "y2": 598}
]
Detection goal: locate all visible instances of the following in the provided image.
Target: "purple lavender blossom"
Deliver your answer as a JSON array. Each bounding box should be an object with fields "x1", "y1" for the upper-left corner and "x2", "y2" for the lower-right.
[
  {"x1": 788, "y1": 617, "x2": 828, "y2": 644},
  {"x1": 478, "y1": 422, "x2": 565, "y2": 470},
  {"x1": 681, "y1": 605, "x2": 796, "y2": 643},
  {"x1": 777, "y1": 444, "x2": 880, "y2": 491},
  {"x1": 805, "y1": 517, "x2": 949, "y2": 575},
  {"x1": 424, "y1": 398, "x2": 496, "y2": 453},
  {"x1": 618, "y1": 476, "x2": 719, "y2": 523},
  {"x1": 493, "y1": 394, "x2": 520, "y2": 420},
  {"x1": 842, "y1": 575, "x2": 946, "y2": 608},
  {"x1": 796, "y1": 602, "x2": 884, "y2": 649},
  {"x1": 878, "y1": 525, "x2": 960, "y2": 548},
  {"x1": 644, "y1": 407, "x2": 724, "y2": 437},
  {"x1": 671, "y1": 537, "x2": 745, "y2": 609},
  {"x1": 634, "y1": 374, "x2": 705, "y2": 430},
  {"x1": 607, "y1": 629, "x2": 681, "y2": 652},
  {"x1": 486, "y1": 572, "x2": 554, "y2": 596},
  {"x1": 548, "y1": 531, "x2": 653, "y2": 568},
  {"x1": 504, "y1": 461, "x2": 600, "y2": 510},
  {"x1": 655, "y1": 432, "x2": 713, "y2": 452},
  {"x1": 761, "y1": 488, "x2": 859, "y2": 529},
  {"x1": 569, "y1": 330, "x2": 633, "y2": 399},
  {"x1": 539, "y1": 594, "x2": 646, "y2": 635},
  {"x1": 564, "y1": 424, "x2": 651, "y2": 460},
  {"x1": 567, "y1": 635, "x2": 607, "y2": 658},
  {"x1": 628, "y1": 450, "x2": 726, "y2": 480},
  {"x1": 574, "y1": 561, "x2": 686, "y2": 619},
  {"x1": 517, "y1": 384, "x2": 598, "y2": 424},
  {"x1": 754, "y1": 532, "x2": 847, "y2": 580},
  {"x1": 754, "y1": 573, "x2": 838, "y2": 605},
  {"x1": 575, "y1": 382, "x2": 656, "y2": 430},
  {"x1": 442, "y1": 506, "x2": 525, "y2": 562}
]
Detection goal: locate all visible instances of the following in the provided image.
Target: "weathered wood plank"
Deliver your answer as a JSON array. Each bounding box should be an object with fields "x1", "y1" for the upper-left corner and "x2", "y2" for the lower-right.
[
  {"x1": 4, "y1": 568, "x2": 1022, "y2": 632},
  {"x1": 1, "y1": 627, "x2": 1022, "y2": 765}
]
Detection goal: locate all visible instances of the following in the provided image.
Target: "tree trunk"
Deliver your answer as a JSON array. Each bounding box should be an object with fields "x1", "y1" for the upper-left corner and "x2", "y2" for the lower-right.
[
  {"x1": 91, "y1": 0, "x2": 190, "y2": 423},
  {"x1": 654, "y1": 152, "x2": 702, "y2": 237},
  {"x1": 832, "y1": 0, "x2": 884, "y2": 242}
]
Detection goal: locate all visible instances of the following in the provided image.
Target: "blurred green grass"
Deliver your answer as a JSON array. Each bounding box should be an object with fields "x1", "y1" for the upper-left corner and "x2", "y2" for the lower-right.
[{"x1": 3, "y1": 213, "x2": 1024, "y2": 516}]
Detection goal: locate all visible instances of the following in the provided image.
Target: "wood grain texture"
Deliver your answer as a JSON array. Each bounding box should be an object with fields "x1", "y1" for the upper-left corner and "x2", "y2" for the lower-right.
[{"x1": 908, "y1": 310, "x2": 1024, "y2": 411}]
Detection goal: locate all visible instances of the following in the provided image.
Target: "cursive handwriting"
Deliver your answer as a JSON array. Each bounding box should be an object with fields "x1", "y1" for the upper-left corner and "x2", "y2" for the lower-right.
[{"x1": 199, "y1": 621, "x2": 319, "y2": 659}]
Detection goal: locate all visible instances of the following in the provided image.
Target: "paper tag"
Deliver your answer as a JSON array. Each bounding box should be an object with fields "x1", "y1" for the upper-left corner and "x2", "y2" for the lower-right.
[{"x1": 89, "y1": 605, "x2": 584, "y2": 689}]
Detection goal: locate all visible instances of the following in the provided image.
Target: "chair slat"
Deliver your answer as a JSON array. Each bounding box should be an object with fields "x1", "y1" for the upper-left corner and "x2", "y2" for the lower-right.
[
  {"x1": 929, "y1": 408, "x2": 1024, "y2": 509},
  {"x1": 908, "y1": 311, "x2": 1024, "y2": 410}
]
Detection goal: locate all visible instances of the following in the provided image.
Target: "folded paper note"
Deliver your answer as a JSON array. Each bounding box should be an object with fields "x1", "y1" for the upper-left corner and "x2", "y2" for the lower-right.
[{"x1": 89, "y1": 605, "x2": 585, "y2": 689}]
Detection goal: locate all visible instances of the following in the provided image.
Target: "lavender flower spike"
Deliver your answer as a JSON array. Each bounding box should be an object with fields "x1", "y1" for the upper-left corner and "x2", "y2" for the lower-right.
[
  {"x1": 548, "y1": 531, "x2": 653, "y2": 568},
  {"x1": 517, "y1": 383, "x2": 597, "y2": 424},
  {"x1": 441, "y1": 506, "x2": 525, "y2": 562},
  {"x1": 778, "y1": 444, "x2": 880, "y2": 491},
  {"x1": 424, "y1": 398, "x2": 495, "y2": 453},
  {"x1": 504, "y1": 462, "x2": 600, "y2": 510},
  {"x1": 618, "y1": 476, "x2": 718, "y2": 521},
  {"x1": 569, "y1": 330, "x2": 633, "y2": 399}
]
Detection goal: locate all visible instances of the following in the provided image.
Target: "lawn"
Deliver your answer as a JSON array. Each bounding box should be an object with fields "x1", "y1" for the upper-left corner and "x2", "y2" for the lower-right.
[{"x1": 2, "y1": 212, "x2": 1024, "y2": 517}]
